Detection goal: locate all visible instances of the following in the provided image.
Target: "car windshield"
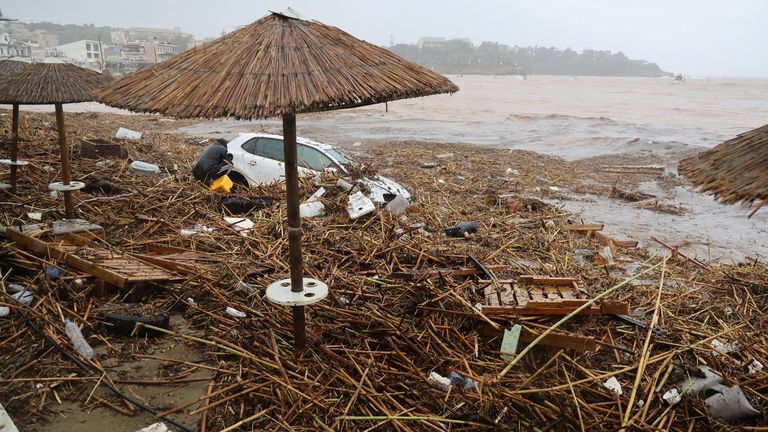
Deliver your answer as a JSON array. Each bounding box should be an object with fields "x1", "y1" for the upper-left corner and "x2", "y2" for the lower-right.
[
  {"x1": 297, "y1": 144, "x2": 343, "y2": 172},
  {"x1": 324, "y1": 147, "x2": 353, "y2": 166}
]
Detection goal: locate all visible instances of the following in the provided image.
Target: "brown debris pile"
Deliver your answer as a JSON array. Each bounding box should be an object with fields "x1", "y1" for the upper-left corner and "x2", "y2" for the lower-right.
[{"x1": 0, "y1": 111, "x2": 767, "y2": 431}]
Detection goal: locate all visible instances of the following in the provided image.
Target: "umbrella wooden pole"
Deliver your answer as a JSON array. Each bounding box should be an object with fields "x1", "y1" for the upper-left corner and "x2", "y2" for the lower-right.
[
  {"x1": 55, "y1": 103, "x2": 75, "y2": 219},
  {"x1": 10, "y1": 103, "x2": 19, "y2": 193},
  {"x1": 282, "y1": 113, "x2": 307, "y2": 350}
]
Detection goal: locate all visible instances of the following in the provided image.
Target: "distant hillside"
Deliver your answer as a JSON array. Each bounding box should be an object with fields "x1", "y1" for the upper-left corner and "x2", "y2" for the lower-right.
[
  {"x1": 390, "y1": 41, "x2": 669, "y2": 77},
  {"x1": 19, "y1": 22, "x2": 193, "y2": 49},
  {"x1": 24, "y1": 22, "x2": 113, "y2": 45}
]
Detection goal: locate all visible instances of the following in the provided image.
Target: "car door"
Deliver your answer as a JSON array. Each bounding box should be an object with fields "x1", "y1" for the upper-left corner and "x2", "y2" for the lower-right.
[{"x1": 233, "y1": 136, "x2": 287, "y2": 185}]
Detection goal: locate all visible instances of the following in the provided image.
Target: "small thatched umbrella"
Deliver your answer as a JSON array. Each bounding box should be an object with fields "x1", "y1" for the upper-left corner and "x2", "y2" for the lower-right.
[
  {"x1": 97, "y1": 9, "x2": 458, "y2": 350},
  {"x1": 679, "y1": 124, "x2": 768, "y2": 216},
  {"x1": 0, "y1": 62, "x2": 112, "y2": 216},
  {"x1": 0, "y1": 60, "x2": 30, "y2": 193}
]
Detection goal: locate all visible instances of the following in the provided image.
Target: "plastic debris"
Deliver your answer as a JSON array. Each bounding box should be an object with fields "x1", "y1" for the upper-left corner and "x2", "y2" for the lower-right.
[
  {"x1": 26, "y1": 212, "x2": 42, "y2": 221},
  {"x1": 500, "y1": 324, "x2": 521, "y2": 361},
  {"x1": 238, "y1": 282, "x2": 256, "y2": 295},
  {"x1": 506, "y1": 168, "x2": 519, "y2": 175},
  {"x1": 679, "y1": 366, "x2": 760, "y2": 420},
  {"x1": 187, "y1": 297, "x2": 197, "y2": 307},
  {"x1": 681, "y1": 365, "x2": 723, "y2": 394},
  {"x1": 223, "y1": 217, "x2": 254, "y2": 237},
  {"x1": 0, "y1": 402, "x2": 19, "y2": 432},
  {"x1": 45, "y1": 265, "x2": 63, "y2": 279},
  {"x1": 136, "y1": 422, "x2": 169, "y2": 432},
  {"x1": 180, "y1": 224, "x2": 214, "y2": 236},
  {"x1": 300, "y1": 187, "x2": 326, "y2": 218},
  {"x1": 64, "y1": 319, "x2": 94, "y2": 359},
  {"x1": 543, "y1": 219, "x2": 556, "y2": 230},
  {"x1": 347, "y1": 191, "x2": 375, "y2": 219},
  {"x1": 7, "y1": 283, "x2": 25, "y2": 294},
  {"x1": 704, "y1": 384, "x2": 760, "y2": 421},
  {"x1": 748, "y1": 360, "x2": 764, "y2": 375},
  {"x1": 336, "y1": 178, "x2": 354, "y2": 191},
  {"x1": 116, "y1": 127, "x2": 143, "y2": 140},
  {"x1": 603, "y1": 377, "x2": 623, "y2": 396},
  {"x1": 600, "y1": 246, "x2": 615, "y2": 265},
  {"x1": 427, "y1": 371, "x2": 452, "y2": 391},
  {"x1": 436, "y1": 152, "x2": 454, "y2": 159},
  {"x1": 0, "y1": 307, "x2": 9, "y2": 317},
  {"x1": 420, "y1": 162, "x2": 438, "y2": 169},
  {"x1": 210, "y1": 174, "x2": 233, "y2": 193},
  {"x1": 131, "y1": 160, "x2": 161, "y2": 175},
  {"x1": 711, "y1": 338, "x2": 740, "y2": 355},
  {"x1": 662, "y1": 388, "x2": 681, "y2": 405},
  {"x1": 11, "y1": 291, "x2": 33, "y2": 306},
  {"x1": 449, "y1": 371, "x2": 480, "y2": 393},
  {"x1": 225, "y1": 307, "x2": 247, "y2": 318},
  {"x1": 385, "y1": 195, "x2": 410, "y2": 215},
  {"x1": 444, "y1": 221, "x2": 477, "y2": 238}
]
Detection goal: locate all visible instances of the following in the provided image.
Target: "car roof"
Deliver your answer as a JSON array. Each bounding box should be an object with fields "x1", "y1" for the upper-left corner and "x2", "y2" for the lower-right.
[{"x1": 235, "y1": 132, "x2": 335, "y2": 151}]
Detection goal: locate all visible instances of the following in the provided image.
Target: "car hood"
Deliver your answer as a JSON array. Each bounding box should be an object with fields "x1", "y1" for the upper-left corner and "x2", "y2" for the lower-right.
[{"x1": 359, "y1": 175, "x2": 411, "y2": 204}]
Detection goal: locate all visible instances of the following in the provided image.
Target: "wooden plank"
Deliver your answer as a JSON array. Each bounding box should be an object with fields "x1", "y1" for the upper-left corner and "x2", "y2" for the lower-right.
[
  {"x1": 6, "y1": 229, "x2": 130, "y2": 287},
  {"x1": 483, "y1": 285, "x2": 500, "y2": 307},
  {"x1": 520, "y1": 327, "x2": 597, "y2": 352},
  {"x1": 478, "y1": 325, "x2": 596, "y2": 352},
  {"x1": 482, "y1": 301, "x2": 628, "y2": 317},
  {"x1": 390, "y1": 264, "x2": 509, "y2": 281},
  {"x1": 529, "y1": 287, "x2": 545, "y2": 302},
  {"x1": 518, "y1": 275, "x2": 577, "y2": 286},
  {"x1": 543, "y1": 286, "x2": 560, "y2": 300},
  {"x1": 6, "y1": 229, "x2": 178, "y2": 288},
  {"x1": 601, "y1": 301, "x2": 630, "y2": 315},
  {"x1": 594, "y1": 231, "x2": 638, "y2": 248},
  {"x1": 558, "y1": 285, "x2": 576, "y2": 299},
  {"x1": 513, "y1": 288, "x2": 530, "y2": 307},
  {"x1": 564, "y1": 224, "x2": 604, "y2": 232}
]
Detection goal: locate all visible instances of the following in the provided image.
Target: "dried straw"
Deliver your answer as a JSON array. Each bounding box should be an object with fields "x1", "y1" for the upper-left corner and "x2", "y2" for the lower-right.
[
  {"x1": 679, "y1": 123, "x2": 768, "y2": 213},
  {"x1": 97, "y1": 12, "x2": 458, "y2": 119},
  {"x1": 0, "y1": 62, "x2": 112, "y2": 105}
]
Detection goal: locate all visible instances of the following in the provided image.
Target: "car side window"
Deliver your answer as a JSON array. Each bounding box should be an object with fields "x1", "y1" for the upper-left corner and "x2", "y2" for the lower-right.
[
  {"x1": 297, "y1": 144, "x2": 335, "y2": 171},
  {"x1": 241, "y1": 137, "x2": 285, "y2": 162},
  {"x1": 240, "y1": 138, "x2": 259, "y2": 154}
]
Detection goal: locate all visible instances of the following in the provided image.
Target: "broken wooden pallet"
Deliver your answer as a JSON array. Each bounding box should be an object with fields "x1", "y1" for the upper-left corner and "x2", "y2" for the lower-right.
[
  {"x1": 478, "y1": 323, "x2": 597, "y2": 352},
  {"x1": 390, "y1": 264, "x2": 509, "y2": 281},
  {"x1": 481, "y1": 276, "x2": 628, "y2": 316},
  {"x1": 6, "y1": 229, "x2": 180, "y2": 288},
  {"x1": 130, "y1": 244, "x2": 222, "y2": 274},
  {"x1": 565, "y1": 222, "x2": 638, "y2": 248}
]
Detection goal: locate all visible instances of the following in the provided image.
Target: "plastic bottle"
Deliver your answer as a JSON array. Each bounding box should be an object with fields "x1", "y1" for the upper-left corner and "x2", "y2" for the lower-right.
[{"x1": 64, "y1": 319, "x2": 94, "y2": 360}]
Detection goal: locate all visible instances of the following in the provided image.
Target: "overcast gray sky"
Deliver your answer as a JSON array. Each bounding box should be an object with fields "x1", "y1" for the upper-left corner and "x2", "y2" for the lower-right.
[{"x1": 5, "y1": 0, "x2": 767, "y2": 77}]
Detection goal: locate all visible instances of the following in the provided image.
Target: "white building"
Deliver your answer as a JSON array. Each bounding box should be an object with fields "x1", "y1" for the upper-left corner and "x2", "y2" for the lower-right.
[
  {"x1": 0, "y1": 33, "x2": 30, "y2": 57},
  {"x1": 54, "y1": 39, "x2": 102, "y2": 65}
]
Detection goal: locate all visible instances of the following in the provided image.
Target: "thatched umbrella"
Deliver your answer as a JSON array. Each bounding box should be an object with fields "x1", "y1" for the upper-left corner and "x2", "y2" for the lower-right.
[
  {"x1": 0, "y1": 62, "x2": 112, "y2": 216},
  {"x1": 97, "y1": 10, "x2": 458, "y2": 350},
  {"x1": 0, "y1": 60, "x2": 29, "y2": 193},
  {"x1": 679, "y1": 124, "x2": 768, "y2": 216}
]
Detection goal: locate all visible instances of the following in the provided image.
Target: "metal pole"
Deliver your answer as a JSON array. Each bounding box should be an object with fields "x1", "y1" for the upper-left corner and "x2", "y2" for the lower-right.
[
  {"x1": 282, "y1": 113, "x2": 306, "y2": 350},
  {"x1": 10, "y1": 103, "x2": 18, "y2": 193},
  {"x1": 55, "y1": 103, "x2": 74, "y2": 219}
]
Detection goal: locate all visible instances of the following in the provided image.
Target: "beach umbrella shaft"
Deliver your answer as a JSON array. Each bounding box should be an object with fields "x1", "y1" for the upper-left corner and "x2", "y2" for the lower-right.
[{"x1": 282, "y1": 113, "x2": 307, "y2": 350}]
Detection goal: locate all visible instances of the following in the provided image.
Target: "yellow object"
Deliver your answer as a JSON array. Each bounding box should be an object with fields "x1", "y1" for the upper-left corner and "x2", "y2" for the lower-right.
[{"x1": 210, "y1": 174, "x2": 233, "y2": 193}]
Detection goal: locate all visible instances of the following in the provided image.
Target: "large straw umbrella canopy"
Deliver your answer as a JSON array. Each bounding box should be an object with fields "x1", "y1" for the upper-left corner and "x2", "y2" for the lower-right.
[
  {"x1": 0, "y1": 62, "x2": 112, "y2": 215},
  {"x1": 679, "y1": 124, "x2": 768, "y2": 215},
  {"x1": 0, "y1": 59, "x2": 28, "y2": 76},
  {"x1": 98, "y1": 10, "x2": 458, "y2": 350}
]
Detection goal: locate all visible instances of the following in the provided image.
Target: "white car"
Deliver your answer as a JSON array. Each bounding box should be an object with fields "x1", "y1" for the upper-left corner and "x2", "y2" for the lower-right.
[{"x1": 227, "y1": 133, "x2": 410, "y2": 203}]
